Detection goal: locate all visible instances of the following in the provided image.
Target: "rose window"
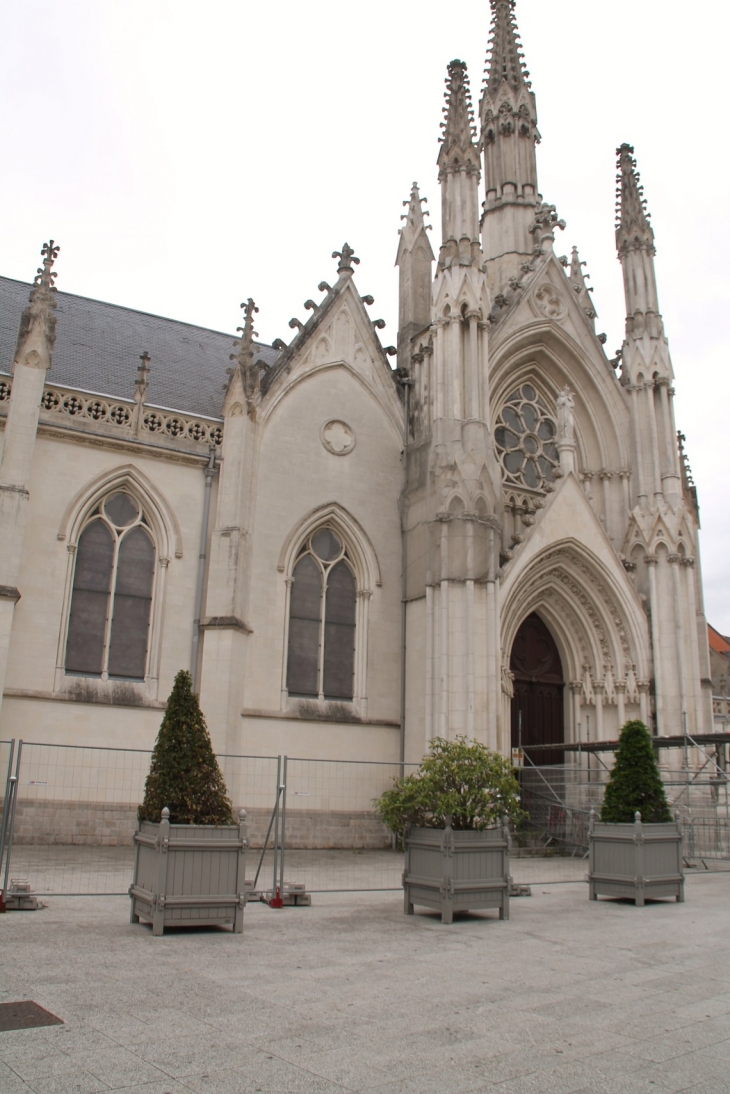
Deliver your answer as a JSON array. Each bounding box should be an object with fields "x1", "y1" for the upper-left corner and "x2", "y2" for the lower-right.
[{"x1": 495, "y1": 384, "x2": 559, "y2": 491}]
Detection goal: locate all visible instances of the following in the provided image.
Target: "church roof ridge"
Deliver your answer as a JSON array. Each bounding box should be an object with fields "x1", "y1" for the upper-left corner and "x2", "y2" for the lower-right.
[
  {"x1": 0, "y1": 273, "x2": 279, "y2": 419},
  {"x1": 0, "y1": 274, "x2": 273, "y2": 345}
]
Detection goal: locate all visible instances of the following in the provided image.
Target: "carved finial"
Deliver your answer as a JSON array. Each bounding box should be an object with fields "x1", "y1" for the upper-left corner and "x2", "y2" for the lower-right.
[
  {"x1": 529, "y1": 202, "x2": 566, "y2": 251},
  {"x1": 34, "y1": 240, "x2": 60, "y2": 295},
  {"x1": 332, "y1": 243, "x2": 360, "y2": 274},
  {"x1": 13, "y1": 240, "x2": 61, "y2": 366},
  {"x1": 228, "y1": 298, "x2": 262, "y2": 417},
  {"x1": 161, "y1": 806, "x2": 170, "y2": 819},
  {"x1": 135, "y1": 351, "x2": 151, "y2": 402}
]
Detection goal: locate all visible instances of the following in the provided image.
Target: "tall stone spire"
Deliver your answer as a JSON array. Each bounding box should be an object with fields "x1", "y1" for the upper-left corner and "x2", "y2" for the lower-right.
[
  {"x1": 615, "y1": 143, "x2": 661, "y2": 337},
  {"x1": 437, "y1": 60, "x2": 482, "y2": 270},
  {"x1": 616, "y1": 144, "x2": 680, "y2": 508},
  {"x1": 479, "y1": 0, "x2": 539, "y2": 290},
  {"x1": 396, "y1": 182, "x2": 434, "y2": 369}
]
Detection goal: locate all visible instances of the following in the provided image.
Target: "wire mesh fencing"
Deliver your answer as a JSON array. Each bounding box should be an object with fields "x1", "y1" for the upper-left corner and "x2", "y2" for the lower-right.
[
  {"x1": 2, "y1": 737, "x2": 728, "y2": 900},
  {"x1": 280, "y1": 757, "x2": 419, "y2": 893},
  {"x1": 516, "y1": 752, "x2": 730, "y2": 874}
]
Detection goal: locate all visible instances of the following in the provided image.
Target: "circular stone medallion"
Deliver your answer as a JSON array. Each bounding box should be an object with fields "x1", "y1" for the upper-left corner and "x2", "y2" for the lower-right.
[
  {"x1": 534, "y1": 282, "x2": 567, "y2": 320},
  {"x1": 321, "y1": 419, "x2": 356, "y2": 456}
]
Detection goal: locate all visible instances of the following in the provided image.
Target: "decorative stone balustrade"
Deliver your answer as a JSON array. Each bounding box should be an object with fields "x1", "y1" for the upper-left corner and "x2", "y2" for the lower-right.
[{"x1": 0, "y1": 377, "x2": 223, "y2": 452}]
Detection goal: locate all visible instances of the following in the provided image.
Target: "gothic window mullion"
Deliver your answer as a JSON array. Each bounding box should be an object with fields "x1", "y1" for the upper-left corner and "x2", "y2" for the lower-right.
[
  {"x1": 317, "y1": 564, "x2": 328, "y2": 701},
  {"x1": 100, "y1": 529, "x2": 121, "y2": 679}
]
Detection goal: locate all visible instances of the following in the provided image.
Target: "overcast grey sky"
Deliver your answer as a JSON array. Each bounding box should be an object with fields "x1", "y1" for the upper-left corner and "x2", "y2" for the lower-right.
[{"x1": 1, "y1": 0, "x2": 729, "y2": 631}]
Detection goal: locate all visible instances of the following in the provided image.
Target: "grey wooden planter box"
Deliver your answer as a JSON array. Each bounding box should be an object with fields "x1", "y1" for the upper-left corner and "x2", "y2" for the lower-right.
[
  {"x1": 129, "y1": 807, "x2": 248, "y2": 936},
  {"x1": 588, "y1": 811, "x2": 684, "y2": 906},
  {"x1": 403, "y1": 818, "x2": 510, "y2": 924}
]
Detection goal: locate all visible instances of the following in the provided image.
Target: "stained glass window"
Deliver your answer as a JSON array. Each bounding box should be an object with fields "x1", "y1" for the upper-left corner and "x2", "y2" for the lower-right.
[
  {"x1": 65, "y1": 492, "x2": 155, "y2": 680},
  {"x1": 495, "y1": 385, "x2": 559, "y2": 492},
  {"x1": 286, "y1": 527, "x2": 356, "y2": 701}
]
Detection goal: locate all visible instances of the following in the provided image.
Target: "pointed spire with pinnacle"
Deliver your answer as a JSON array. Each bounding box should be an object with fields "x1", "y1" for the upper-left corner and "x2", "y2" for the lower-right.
[
  {"x1": 397, "y1": 182, "x2": 433, "y2": 256},
  {"x1": 615, "y1": 144, "x2": 662, "y2": 337},
  {"x1": 228, "y1": 298, "x2": 261, "y2": 417},
  {"x1": 480, "y1": 1, "x2": 540, "y2": 284},
  {"x1": 396, "y1": 183, "x2": 435, "y2": 368},
  {"x1": 615, "y1": 143, "x2": 654, "y2": 257},
  {"x1": 13, "y1": 241, "x2": 60, "y2": 372},
  {"x1": 437, "y1": 60, "x2": 482, "y2": 270},
  {"x1": 484, "y1": 0, "x2": 531, "y2": 97},
  {"x1": 568, "y1": 246, "x2": 597, "y2": 325}
]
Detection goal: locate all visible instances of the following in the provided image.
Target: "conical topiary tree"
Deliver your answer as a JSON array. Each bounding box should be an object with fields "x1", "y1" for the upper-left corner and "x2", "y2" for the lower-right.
[
  {"x1": 600, "y1": 719, "x2": 672, "y2": 824},
  {"x1": 138, "y1": 669, "x2": 234, "y2": 825}
]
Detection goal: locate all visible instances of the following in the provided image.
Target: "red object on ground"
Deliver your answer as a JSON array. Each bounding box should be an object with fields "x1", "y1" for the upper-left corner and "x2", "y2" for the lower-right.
[{"x1": 269, "y1": 887, "x2": 284, "y2": 908}]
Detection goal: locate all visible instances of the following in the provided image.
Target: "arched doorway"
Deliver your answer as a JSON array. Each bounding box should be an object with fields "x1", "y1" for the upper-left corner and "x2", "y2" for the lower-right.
[{"x1": 510, "y1": 613, "x2": 564, "y2": 765}]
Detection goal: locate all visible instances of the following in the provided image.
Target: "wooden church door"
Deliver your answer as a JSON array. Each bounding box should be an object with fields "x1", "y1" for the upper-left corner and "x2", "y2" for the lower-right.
[{"x1": 510, "y1": 613, "x2": 565, "y2": 765}]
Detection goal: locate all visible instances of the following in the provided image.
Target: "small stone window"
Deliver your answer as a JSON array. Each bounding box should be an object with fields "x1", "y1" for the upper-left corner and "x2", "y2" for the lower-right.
[
  {"x1": 65, "y1": 492, "x2": 155, "y2": 681},
  {"x1": 495, "y1": 384, "x2": 559, "y2": 492},
  {"x1": 286, "y1": 527, "x2": 356, "y2": 701}
]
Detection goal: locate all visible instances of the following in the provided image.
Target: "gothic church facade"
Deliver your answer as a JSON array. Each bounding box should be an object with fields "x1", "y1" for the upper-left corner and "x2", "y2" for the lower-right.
[{"x1": 0, "y1": 0, "x2": 713, "y2": 764}]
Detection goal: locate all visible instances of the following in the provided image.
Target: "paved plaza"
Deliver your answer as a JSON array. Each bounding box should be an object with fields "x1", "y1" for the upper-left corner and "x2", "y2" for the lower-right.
[{"x1": 1, "y1": 874, "x2": 729, "y2": 1094}]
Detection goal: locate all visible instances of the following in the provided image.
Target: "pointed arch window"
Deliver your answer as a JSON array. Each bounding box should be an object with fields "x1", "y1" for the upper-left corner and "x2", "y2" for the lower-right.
[
  {"x1": 65, "y1": 491, "x2": 155, "y2": 680},
  {"x1": 286, "y1": 527, "x2": 356, "y2": 701}
]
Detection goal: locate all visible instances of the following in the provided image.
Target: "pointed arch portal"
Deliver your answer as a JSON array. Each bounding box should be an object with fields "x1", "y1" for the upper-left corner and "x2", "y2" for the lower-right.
[{"x1": 510, "y1": 613, "x2": 564, "y2": 765}]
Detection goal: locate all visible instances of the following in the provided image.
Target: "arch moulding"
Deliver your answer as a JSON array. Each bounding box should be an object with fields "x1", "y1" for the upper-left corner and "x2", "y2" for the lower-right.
[
  {"x1": 277, "y1": 501, "x2": 382, "y2": 590},
  {"x1": 57, "y1": 463, "x2": 183, "y2": 560}
]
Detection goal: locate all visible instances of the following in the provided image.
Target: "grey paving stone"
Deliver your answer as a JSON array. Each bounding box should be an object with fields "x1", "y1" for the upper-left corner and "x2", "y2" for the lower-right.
[
  {"x1": 635, "y1": 1051, "x2": 730, "y2": 1091},
  {"x1": 0, "y1": 1047, "x2": 82, "y2": 1083},
  {"x1": 73, "y1": 1050, "x2": 170, "y2": 1090},
  {"x1": 25, "y1": 1067, "x2": 110, "y2": 1094},
  {"x1": 0, "y1": 1059, "x2": 33, "y2": 1092},
  {"x1": 704, "y1": 1037, "x2": 730, "y2": 1060},
  {"x1": 1, "y1": 877, "x2": 729, "y2": 1094}
]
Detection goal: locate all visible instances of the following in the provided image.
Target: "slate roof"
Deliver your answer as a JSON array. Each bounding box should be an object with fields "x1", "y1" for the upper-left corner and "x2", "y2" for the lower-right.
[{"x1": 0, "y1": 275, "x2": 280, "y2": 419}]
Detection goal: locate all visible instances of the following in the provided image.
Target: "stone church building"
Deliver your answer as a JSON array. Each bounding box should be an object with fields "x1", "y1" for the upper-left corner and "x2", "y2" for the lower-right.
[{"x1": 0, "y1": 0, "x2": 713, "y2": 767}]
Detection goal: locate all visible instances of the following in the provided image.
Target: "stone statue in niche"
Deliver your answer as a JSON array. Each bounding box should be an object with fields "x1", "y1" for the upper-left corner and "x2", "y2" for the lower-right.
[{"x1": 557, "y1": 386, "x2": 575, "y2": 443}]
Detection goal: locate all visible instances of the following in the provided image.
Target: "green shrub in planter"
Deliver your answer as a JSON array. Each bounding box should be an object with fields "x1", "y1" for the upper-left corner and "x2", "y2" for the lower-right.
[
  {"x1": 600, "y1": 720, "x2": 672, "y2": 824},
  {"x1": 138, "y1": 669, "x2": 233, "y2": 825},
  {"x1": 376, "y1": 737, "x2": 524, "y2": 924},
  {"x1": 375, "y1": 736, "x2": 525, "y2": 837}
]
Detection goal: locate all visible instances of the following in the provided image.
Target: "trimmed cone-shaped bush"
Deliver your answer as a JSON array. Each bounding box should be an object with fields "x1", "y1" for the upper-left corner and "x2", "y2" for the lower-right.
[
  {"x1": 600, "y1": 719, "x2": 672, "y2": 824},
  {"x1": 374, "y1": 736, "x2": 525, "y2": 837},
  {"x1": 138, "y1": 670, "x2": 234, "y2": 825}
]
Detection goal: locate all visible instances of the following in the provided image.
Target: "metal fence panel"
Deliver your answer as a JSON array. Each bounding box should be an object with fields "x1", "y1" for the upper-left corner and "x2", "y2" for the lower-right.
[{"x1": 2, "y1": 741, "x2": 727, "y2": 899}]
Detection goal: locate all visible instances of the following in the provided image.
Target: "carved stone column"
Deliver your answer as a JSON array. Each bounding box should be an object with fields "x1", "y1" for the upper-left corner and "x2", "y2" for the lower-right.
[{"x1": 644, "y1": 554, "x2": 663, "y2": 734}]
